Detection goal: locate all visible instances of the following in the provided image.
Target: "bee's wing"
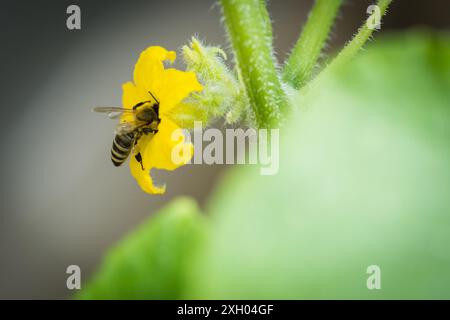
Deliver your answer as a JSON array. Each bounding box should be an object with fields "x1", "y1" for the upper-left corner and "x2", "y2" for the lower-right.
[
  {"x1": 114, "y1": 122, "x2": 141, "y2": 135},
  {"x1": 92, "y1": 107, "x2": 136, "y2": 119}
]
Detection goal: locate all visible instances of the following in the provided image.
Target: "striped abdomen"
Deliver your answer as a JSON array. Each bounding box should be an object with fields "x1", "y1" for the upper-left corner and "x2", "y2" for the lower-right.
[{"x1": 111, "y1": 132, "x2": 136, "y2": 166}]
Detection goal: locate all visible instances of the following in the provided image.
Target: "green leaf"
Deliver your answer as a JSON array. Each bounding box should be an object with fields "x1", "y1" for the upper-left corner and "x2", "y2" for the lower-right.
[
  {"x1": 186, "y1": 31, "x2": 450, "y2": 299},
  {"x1": 78, "y1": 197, "x2": 207, "y2": 299}
]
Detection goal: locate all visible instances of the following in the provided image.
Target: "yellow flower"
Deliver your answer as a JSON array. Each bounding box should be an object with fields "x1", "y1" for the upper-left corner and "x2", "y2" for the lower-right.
[{"x1": 121, "y1": 46, "x2": 202, "y2": 194}]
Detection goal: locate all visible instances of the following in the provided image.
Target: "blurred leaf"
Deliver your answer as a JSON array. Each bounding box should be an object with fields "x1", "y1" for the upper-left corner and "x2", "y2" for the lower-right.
[
  {"x1": 78, "y1": 197, "x2": 207, "y2": 299},
  {"x1": 186, "y1": 31, "x2": 450, "y2": 299}
]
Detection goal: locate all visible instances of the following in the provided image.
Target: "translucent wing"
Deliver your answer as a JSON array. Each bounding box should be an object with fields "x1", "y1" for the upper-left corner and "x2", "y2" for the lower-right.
[
  {"x1": 92, "y1": 107, "x2": 136, "y2": 119},
  {"x1": 114, "y1": 121, "x2": 141, "y2": 135}
]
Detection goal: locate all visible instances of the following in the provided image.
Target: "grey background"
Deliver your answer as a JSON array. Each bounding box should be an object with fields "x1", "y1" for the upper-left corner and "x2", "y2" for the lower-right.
[{"x1": 0, "y1": 0, "x2": 448, "y2": 299}]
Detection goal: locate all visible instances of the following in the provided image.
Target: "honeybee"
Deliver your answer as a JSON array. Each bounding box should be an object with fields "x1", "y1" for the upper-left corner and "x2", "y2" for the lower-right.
[{"x1": 93, "y1": 91, "x2": 160, "y2": 168}]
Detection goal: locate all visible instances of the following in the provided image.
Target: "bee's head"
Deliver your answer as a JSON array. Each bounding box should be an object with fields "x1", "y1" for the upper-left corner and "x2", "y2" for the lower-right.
[
  {"x1": 135, "y1": 102, "x2": 159, "y2": 123},
  {"x1": 133, "y1": 91, "x2": 160, "y2": 123}
]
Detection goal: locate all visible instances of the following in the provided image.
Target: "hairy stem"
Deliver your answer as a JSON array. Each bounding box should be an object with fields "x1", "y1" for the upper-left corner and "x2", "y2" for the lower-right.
[
  {"x1": 301, "y1": 0, "x2": 393, "y2": 93},
  {"x1": 322, "y1": 0, "x2": 393, "y2": 73},
  {"x1": 283, "y1": 0, "x2": 343, "y2": 89},
  {"x1": 221, "y1": 0, "x2": 288, "y2": 128}
]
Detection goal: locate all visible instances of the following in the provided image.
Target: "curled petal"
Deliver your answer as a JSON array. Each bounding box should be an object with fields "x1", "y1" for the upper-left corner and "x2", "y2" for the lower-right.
[
  {"x1": 133, "y1": 46, "x2": 176, "y2": 95},
  {"x1": 129, "y1": 153, "x2": 166, "y2": 195}
]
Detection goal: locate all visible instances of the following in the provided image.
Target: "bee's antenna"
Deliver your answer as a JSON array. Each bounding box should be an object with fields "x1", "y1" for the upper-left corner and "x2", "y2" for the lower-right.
[{"x1": 148, "y1": 91, "x2": 159, "y2": 105}]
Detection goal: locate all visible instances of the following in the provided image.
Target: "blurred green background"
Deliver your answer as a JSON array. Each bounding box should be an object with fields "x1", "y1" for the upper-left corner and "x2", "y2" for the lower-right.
[
  {"x1": 80, "y1": 31, "x2": 450, "y2": 299},
  {"x1": 0, "y1": 0, "x2": 449, "y2": 299}
]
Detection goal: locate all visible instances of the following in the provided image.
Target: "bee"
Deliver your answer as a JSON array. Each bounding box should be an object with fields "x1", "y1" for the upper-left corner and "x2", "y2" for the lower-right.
[{"x1": 93, "y1": 91, "x2": 160, "y2": 168}]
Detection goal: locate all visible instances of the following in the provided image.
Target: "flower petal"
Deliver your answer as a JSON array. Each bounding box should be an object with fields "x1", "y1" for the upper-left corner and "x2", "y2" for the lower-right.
[
  {"x1": 121, "y1": 82, "x2": 148, "y2": 123},
  {"x1": 129, "y1": 152, "x2": 166, "y2": 195},
  {"x1": 122, "y1": 82, "x2": 149, "y2": 110},
  {"x1": 157, "y1": 69, "x2": 203, "y2": 115},
  {"x1": 141, "y1": 118, "x2": 193, "y2": 171},
  {"x1": 133, "y1": 46, "x2": 176, "y2": 95},
  {"x1": 123, "y1": 45, "x2": 200, "y2": 195}
]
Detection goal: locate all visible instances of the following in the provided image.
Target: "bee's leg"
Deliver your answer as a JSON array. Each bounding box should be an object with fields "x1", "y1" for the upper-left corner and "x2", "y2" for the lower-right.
[
  {"x1": 142, "y1": 127, "x2": 158, "y2": 135},
  {"x1": 133, "y1": 131, "x2": 145, "y2": 170},
  {"x1": 134, "y1": 132, "x2": 141, "y2": 146},
  {"x1": 134, "y1": 152, "x2": 145, "y2": 171}
]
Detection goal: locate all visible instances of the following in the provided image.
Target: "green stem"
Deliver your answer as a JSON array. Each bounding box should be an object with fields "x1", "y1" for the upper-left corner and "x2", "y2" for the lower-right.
[
  {"x1": 321, "y1": 0, "x2": 393, "y2": 73},
  {"x1": 300, "y1": 0, "x2": 393, "y2": 94},
  {"x1": 283, "y1": 0, "x2": 343, "y2": 89},
  {"x1": 221, "y1": 0, "x2": 288, "y2": 129}
]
